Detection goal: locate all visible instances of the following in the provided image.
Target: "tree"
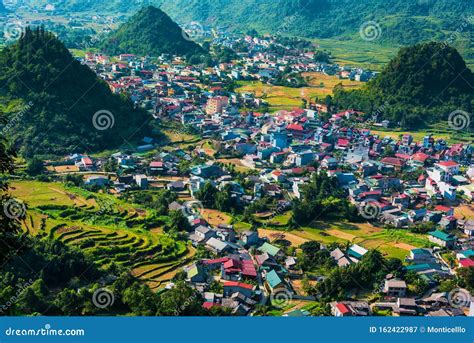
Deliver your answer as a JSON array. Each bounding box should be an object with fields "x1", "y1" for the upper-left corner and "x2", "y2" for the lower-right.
[
  {"x1": 215, "y1": 185, "x2": 237, "y2": 212},
  {"x1": 122, "y1": 282, "x2": 158, "y2": 315},
  {"x1": 195, "y1": 182, "x2": 218, "y2": 208},
  {"x1": 156, "y1": 281, "x2": 205, "y2": 316},
  {"x1": 26, "y1": 157, "x2": 44, "y2": 176},
  {"x1": 458, "y1": 267, "x2": 474, "y2": 293},
  {"x1": 313, "y1": 50, "x2": 330, "y2": 63},
  {"x1": 169, "y1": 210, "x2": 190, "y2": 232},
  {"x1": 0, "y1": 112, "x2": 22, "y2": 263},
  {"x1": 55, "y1": 289, "x2": 82, "y2": 315},
  {"x1": 103, "y1": 158, "x2": 118, "y2": 172}
]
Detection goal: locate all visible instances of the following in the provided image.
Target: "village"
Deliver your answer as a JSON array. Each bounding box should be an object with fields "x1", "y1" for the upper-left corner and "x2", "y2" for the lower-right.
[{"x1": 29, "y1": 31, "x2": 474, "y2": 317}]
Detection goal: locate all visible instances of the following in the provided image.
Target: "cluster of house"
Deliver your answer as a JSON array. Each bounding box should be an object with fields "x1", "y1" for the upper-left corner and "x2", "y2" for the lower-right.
[
  {"x1": 170, "y1": 215, "x2": 302, "y2": 315},
  {"x1": 78, "y1": 30, "x2": 376, "y2": 116},
  {"x1": 39, "y1": 32, "x2": 474, "y2": 316},
  {"x1": 331, "y1": 247, "x2": 474, "y2": 317}
]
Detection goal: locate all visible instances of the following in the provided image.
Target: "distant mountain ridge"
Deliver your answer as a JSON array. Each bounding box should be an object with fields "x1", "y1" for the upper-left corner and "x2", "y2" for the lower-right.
[
  {"x1": 20, "y1": 0, "x2": 474, "y2": 45},
  {"x1": 101, "y1": 6, "x2": 206, "y2": 58}
]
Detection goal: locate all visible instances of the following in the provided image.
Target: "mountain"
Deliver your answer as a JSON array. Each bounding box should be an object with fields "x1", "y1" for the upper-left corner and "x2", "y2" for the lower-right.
[
  {"x1": 332, "y1": 42, "x2": 474, "y2": 129},
  {"x1": 0, "y1": 27, "x2": 150, "y2": 157},
  {"x1": 21, "y1": 0, "x2": 474, "y2": 46},
  {"x1": 101, "y1": 6, "x2": 206, "y2": 58}
]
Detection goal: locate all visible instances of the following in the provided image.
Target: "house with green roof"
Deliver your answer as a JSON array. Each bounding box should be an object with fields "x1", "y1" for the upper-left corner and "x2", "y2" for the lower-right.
[
  {"x1": 258, "y1": 242, "x2": 282, "y2": 258},
  {"x1": 428, "y1": 230, "x2": 457, "y2": 249}
]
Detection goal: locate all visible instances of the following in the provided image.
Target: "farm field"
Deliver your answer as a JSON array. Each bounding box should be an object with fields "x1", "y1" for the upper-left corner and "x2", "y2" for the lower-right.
[
  {"x1": 10, "y1": 181, "x2": 190, "y2": 287},
  {"x1": 369, "y1": 122, "x2": 474, "y2": 145},
  {"x1": 199, "y1": 208, "x2": 232, "y2": 227},
  {"x1": 236, "y1": 75, "x2": 362, "y2": 112},
  {"x1": 313, "y1": 37, "x2": 474, "y2": 70},
  {"x1": 258, "y1": 217, "x2": 432, "y2": 260},
  {"x1": 312, "y1": 38, "x2": 399, "y2": 70}
]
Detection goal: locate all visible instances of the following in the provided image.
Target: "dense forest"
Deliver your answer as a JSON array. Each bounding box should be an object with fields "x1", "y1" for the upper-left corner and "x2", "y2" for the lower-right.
[
  {"x1": 332, "y1": 42, "x2": 474, "y2": 129},
  {"x1": 101, "y1": 6, "x2": 207, "y2": 59},
  {"x1": 0, "y1": 27, "x2": 150, "y2": 157},
  {"x1": 20, "y1": 0, "x2": 474, "y2": 46}
]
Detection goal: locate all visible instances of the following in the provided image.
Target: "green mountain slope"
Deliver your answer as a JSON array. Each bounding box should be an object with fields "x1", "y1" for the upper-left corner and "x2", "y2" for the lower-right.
[
  {"x1": 0, "y1": 27, "x2": 150, "y2": 157},
  {"x1": 101, "y1": 6, "x2": 206, "y2": 57},
  {"x1": 332, "y1": 42, "x2": 474, "y2": 129},
  {"x1": 21, "y1": 0, "x2": 474, "y2": 45}
]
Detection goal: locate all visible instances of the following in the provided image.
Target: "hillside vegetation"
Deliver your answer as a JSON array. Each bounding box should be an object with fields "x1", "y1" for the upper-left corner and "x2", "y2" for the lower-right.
[
  {"x1": 22, "y1": 0, "x2": 473, "y2": 46},
  {"x1": 0, "y1": 27, "x2": 150, "y2": 157},
  {"x1": 332, "y1": 42, "x2": 474, "y2": 129},
  {"x1": 101, "y1": 6, "x2": 207, "y2": 58}
]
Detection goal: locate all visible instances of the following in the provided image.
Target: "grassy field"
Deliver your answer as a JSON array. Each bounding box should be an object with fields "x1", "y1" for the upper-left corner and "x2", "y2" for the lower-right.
[
  {"x1": 313, "y1": 37, "x2": 474, "y2": 71},
  {"x1": 256, "y1": 211, "x2": 432, "y2": 260},
  {"x1": 313, "y1": 38, "x2": 399, "y2": 70},
  {"x1": 217, "y1": 158, "x2": 254, "y2": 173},
  {"x1": 236, "y1": 75, "x2": 361, "y2": 112},
  {"x1": 368, "y1": 121, "x2": 474, "y2": 145},
  {"x1": 11, "y1": 180, "x2": 190, "y2": 289}
]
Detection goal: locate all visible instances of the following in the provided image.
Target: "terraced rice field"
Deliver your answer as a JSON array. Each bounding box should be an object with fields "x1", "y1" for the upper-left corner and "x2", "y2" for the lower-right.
[
  {"x1": 131, "y1": 246, "x2": 196, "y2": 290},
  {"x1": 12, "y1": 181, "x2": 191, "y2": 285}
]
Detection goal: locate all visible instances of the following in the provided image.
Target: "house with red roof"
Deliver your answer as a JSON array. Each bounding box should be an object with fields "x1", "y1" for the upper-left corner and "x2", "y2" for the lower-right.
[
  {"x1": 223, "y1": 281, "x2": 254, "y2": 298},
  {"x1": 411, "y1": 152, "x2": 430, "y2": 165},
  {"x1": 330, "y1": 301, "x2": 370, "y2": 316},
  {"x1": 336, "y1": 138, "x2": 350, "y2": 150},
  {"x1": 381, "y1": 157, "x2": 405, "y2": 170},
  {"x1": 458, "y1": 259, "x2": 474, "y2": 268},
  {"x1": 286, "y1": 123, "x2": 311, "y2": 140},
  {"x1": 436, "y1": 161, "x2": 459, "y2": 174}
]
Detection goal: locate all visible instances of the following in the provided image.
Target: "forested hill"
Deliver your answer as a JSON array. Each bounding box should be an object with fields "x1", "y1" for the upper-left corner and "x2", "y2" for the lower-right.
[
  {"x1": 101, "y1": 6, "x2": 206, "y2": 58},
  {"x1": 332, "y1": 42, "x2": 474, "y2": 129},
  {"x1": 21, "y1": 0, "x2": 474, "y2": 46},
  {"x1": 0, "y1": 27, "x2": 150, "y2": 157}
]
